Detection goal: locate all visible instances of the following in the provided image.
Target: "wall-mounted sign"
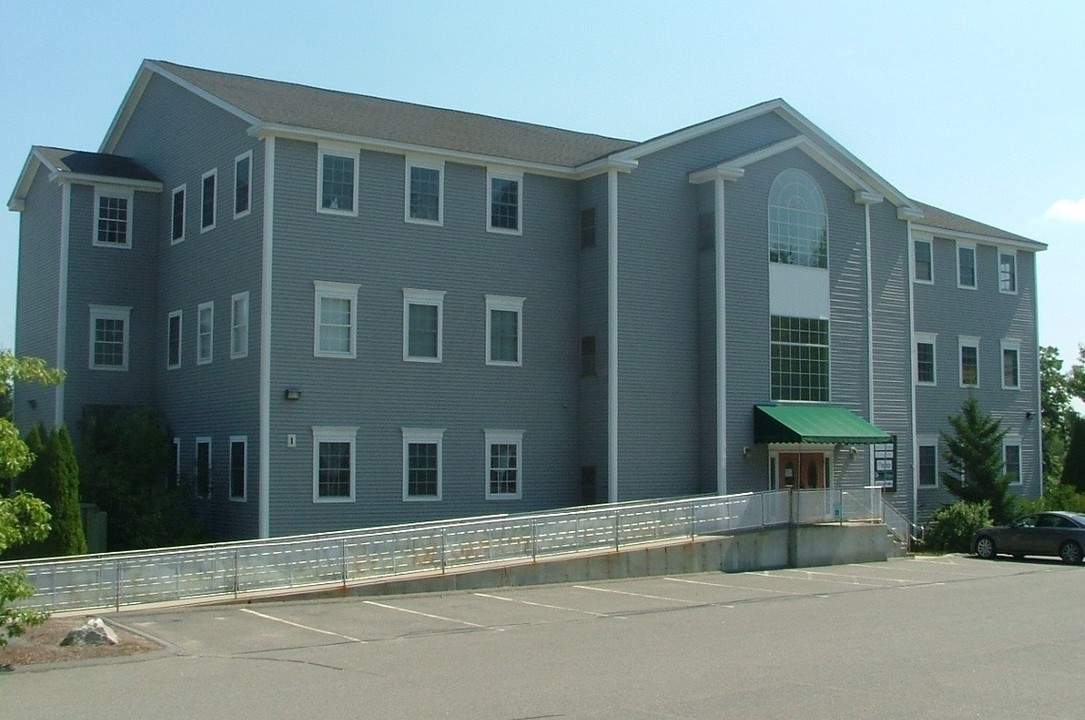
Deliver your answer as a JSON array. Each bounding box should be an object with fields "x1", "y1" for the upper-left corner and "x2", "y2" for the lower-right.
[{"x1": 872, "y1": 436, "x2": 897, "y2": 491}]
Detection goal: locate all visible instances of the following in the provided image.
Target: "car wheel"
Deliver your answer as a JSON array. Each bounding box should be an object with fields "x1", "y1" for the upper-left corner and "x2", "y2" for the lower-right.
[
  {"x1": 975, "y1": 536, "x2": 996, "y2": 559},
  {"x1": 1059, "y1": 541, "x2": 1083, "y2": 565}
]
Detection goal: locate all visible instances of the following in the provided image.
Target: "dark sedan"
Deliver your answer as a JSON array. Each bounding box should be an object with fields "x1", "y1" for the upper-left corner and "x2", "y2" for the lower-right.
[{"x1": 973, "y1": 511, "x2": 1085, "y2": 564}]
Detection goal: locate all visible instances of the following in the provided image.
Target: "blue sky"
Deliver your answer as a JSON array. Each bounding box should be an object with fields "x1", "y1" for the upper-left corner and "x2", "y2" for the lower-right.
[{"x1": 3, "y1": 1, "x2": 1083, "y2": 369}]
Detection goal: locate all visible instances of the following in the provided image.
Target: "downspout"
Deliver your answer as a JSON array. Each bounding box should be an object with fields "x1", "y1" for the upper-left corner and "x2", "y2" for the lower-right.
[
  {"x1": 258, "y1": 136, "x2": 276, "y2": 538},
  {"x1": 55, "y1": 182, "x2": 71, "y2": 428},
  {"x1": 904, "y1": 218, "x2": 919, "y2": 529},
  {"x1": 607, "y1": 169, "x2": 618, "y2": 503}
]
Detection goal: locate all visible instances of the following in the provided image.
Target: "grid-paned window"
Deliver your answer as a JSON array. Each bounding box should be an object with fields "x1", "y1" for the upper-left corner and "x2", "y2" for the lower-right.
[
  {"x1": 770, "y1": 316, "x2": 829, "y2": 401},
  {"x1": 488, "y1": 171, "x2": 522, "y2": 233},
  {"x1": 918, "y1": 444, "x2": 938, "y2": 487},
  {"x1": 229, "y1": 437, "x2": 246, "y2": 501},
  {"x1": 768, "y1": 169, "x2": 827, "y2": 269},
  {"x1": 999, "y1": 251, "x2": 1017, "y2": 293},
  {"x1": 580, "y1": 207, "x2": 596, "y2": 249},
  {"x1": 319, "y1": 151, "x2": 356, "y2": 213},
  {"x1": 486, "y1": 295, "x2": 524, "y2": 366},
  {"x1": 914, "y1": 239, "x2": 932, "y2": 282},
  {"x1": 1002, "y1": 342, "x2": 1020, "y2": 389},
  {"x1": 314, "y1": 281, "x2": 359, "y2": 358},
  {"x1": 916, "y1": 335, "x2": 936, "y2": 385},
  {"x1": 167, "y1": 310, "x2": 182, "y2": 369},
  {"x1": 312, "y1": 427, "x2": 357, "y2": 502},
  {"x1": 403, "y1": 289, "x2": 444, "y2": 362},
  {"x1": 234, "y1": 152, "x2": 251, "y2": 218},
  {"x1": 196, "y1": 438, "x2": 211, "y2": 499},
  {"x1": 201, "y1": 169, "x2": 217, "y2": 231},
  {"x1": 486, "y1": 430, "x2": 523, "y2": 500},
  {"x1": 171, "y1": 186, "x2": 185, "y2": 243},
  {"x1": 958, "y1": 244, "x2": 976, "y2": 288},
  {"x1": 231, "y1": 292, "x2": 249, "y2": 359},
  {"x1": 402, "y1": 429, "x2": 443, "y2": 501},
  {"x1": 960, "y1": 337, "x2": 979, "y2": 387},
  {"x1": 89, "y1": 305, "x2": 130, "y2": 370},
  {"x1": 407, "y1": 163, "x2": 441, "y2": 223},
  {"x1": 197, "y1": 302, "x2": 214, "y2": 365},
  {"x1": 95, "y1": 189, "x2": 132, "y2": 247},
  {"x1": 1004, "y1": 442, "x2": 1022, "y2": 485}
]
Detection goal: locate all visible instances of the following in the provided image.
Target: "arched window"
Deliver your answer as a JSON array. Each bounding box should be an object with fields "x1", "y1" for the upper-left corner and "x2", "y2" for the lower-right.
[{"x1": 768, "y1": 169, "x2": 827, "y2": 269}]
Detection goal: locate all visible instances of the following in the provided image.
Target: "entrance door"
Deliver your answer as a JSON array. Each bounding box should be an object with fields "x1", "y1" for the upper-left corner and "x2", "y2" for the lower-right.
[{"x1": 776, "y1": 452, "x2": 827, "y2": 489}]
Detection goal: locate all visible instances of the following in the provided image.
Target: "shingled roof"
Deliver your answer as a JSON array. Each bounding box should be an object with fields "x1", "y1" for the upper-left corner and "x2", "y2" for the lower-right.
[
  {"x1": 152, "y1": 61, "x2": 637, "y2": 168},
  {"x1": 912, "y1": 201, "x2": 1042, "y2": 248},
  {"x1": 34, "y1": 146, "x2": 159, "y2": 182}
]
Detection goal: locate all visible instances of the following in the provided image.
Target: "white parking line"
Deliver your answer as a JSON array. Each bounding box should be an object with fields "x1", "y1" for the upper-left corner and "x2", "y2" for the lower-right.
[
  {"x1": 664, "y1": 576, "x2": 801, "y2": 595},
  {"x1": 362, "y1": 600, "x2": 497, "y2": 630},
  {"x1": 473, "y1": 592, "x2": 620, "y2": 619},
  {"x1": 757, "y1": 570, "x2": 886, "y2": 588},
  {"x1": 239, "y1": 608, "x2": 364, "y2": 643},
  {"x1": 573, "y1": 585, "x2": 702, "y2": 604}
]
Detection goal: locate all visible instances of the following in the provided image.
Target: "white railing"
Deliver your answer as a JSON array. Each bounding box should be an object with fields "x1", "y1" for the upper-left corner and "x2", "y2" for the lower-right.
[
  {"x1": 0, "y1": 487, "x2": 884, "y2": 614},
  {"x1": 881, "y1": 501, "x2": 918, "y2": 550}
]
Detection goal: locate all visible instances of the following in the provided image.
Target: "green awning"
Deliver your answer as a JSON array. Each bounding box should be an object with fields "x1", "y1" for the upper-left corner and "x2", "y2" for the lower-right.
[{"x1": 753, "y1": 404, "x2": 891, "y2": 445}]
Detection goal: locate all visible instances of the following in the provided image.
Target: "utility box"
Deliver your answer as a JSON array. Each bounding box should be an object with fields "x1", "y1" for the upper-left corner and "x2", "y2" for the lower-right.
[{"x1": 80, "y1": 503, "x2": 108, "y2": 553}]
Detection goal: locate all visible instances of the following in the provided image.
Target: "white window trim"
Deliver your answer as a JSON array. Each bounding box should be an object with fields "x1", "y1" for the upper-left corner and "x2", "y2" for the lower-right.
[
  {"x1": 959, "y1": 335, "x2": 980, "y2": 388},
  {"x1": 917, "y1": 435, "x2": 939, "y2": 489},
  {"x1": 1003, "y1": 435, "x2": 1023, "y2": 486},
  {"x1": 911, "y1": 236, "x2": 934, "y2": 285},
  {"x1": 316, "y1": 143, "x2": 359, "y2": 217},
  {"x1": 402, "y1": 288, "x2": 445, "y2": 363},
  {"x1": 197, "y1": 301, "x2": 214, "y2": 366},
  {"x1": 485, "y1": 429, "x2": 524, "y2": 500},
  {"x1": 233, "y1": 151, "x2": 253, "y2": 220},
  {"x1": 167, "y1": 309, "x2": 183, "y2": 370},
  {"x1": 313, "y1": 280, "x2": 360, "y2": 359},
  {"x1": 200, "y1": 168, "x2": 217, "y2": 232},
  {"x1": 195, "y1": 436, "x2": 212, "y2": 500},
  {"x1": 231, "y1": 291, "x2": 249, "y2": 360},
  {"x1": 485, "y1": 294, "x2": 525, "y2": 367},
  {"x1": 171, "y1": 184, "x2": 186, "y2": 244},
  {"x1": 401, "y1": 428, "x2": 444, "y2": 502},
  {"x1": 998, "y1": 248, "x2": 1018, "y2": 295},
  {"x1": 404, "y1": 156, "x2": 444, "y2": 226},
  {"x1": 311, "y1": 426, "x2": 357, "y2": 503},
  {"x1": 915, "y1": 331, "x2": 937, "y2": 386},
  {"x1": 229, "y1": 435, "x2": 247, "y2": 501},
  {"x1": 956, "y1": 241, "x2": 977, "y2": 290},
  {"x1": 486, "y1": 168, "x2": 523, "y2": 236},
  {"x1": 92, "y1": 186, "x2": 134, "y2": 249},
  {"x1": 88, "y1": 304, "x2": 131, "y2": 371},
  {"x1": 1001, "y1": 338, "x2": 1021, "y2": 390}
]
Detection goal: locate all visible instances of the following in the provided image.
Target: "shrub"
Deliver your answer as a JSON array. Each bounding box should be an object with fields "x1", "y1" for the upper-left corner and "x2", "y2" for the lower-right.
[{"x1": 925, "y1": 501, "x2": 992, "y2": 553}]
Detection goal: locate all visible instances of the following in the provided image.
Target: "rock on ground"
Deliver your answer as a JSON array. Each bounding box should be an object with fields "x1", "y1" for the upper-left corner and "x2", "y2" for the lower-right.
[{"x1": 60, "y1": 617, "x2": 120, "y2": 646}]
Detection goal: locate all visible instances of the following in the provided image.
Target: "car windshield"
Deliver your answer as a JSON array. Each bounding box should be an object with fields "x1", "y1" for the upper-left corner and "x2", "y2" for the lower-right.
[{"x1": 1067, "y1": 513, "x2": 1085, "y2": 527}]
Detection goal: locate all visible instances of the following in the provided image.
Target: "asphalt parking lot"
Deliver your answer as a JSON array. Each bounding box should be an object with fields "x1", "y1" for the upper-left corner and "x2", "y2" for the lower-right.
[{"x1": 8, "y1": 555, "x2": 1085, "y2": 719}]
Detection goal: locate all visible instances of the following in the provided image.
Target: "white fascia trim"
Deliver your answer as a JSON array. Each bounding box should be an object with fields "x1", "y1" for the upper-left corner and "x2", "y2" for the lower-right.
[
  {"x1": 258, "y1": 136, "x2": 275, "y2": 537},
  {"x1": 911, "y1": 223, "x2": 1046, "y2": 252},
  {"x1": 688, "y1": 166, "x2": 744, "y2": 185},
  {"x1": 897, "y1": 206, "x2": 925, "y2": 221},
  {"x1": 55, "y1": 183, "x2": 71, "y2": 426},
  {"x1": 53, "y1": 173, "x2": 163, "y2": 193},
  {"x1": 573, "y1": 157, "x2": 639, "y2": 178},
  {"x1": 8, "y1": 151, "x2": 50, "y2": 211}
]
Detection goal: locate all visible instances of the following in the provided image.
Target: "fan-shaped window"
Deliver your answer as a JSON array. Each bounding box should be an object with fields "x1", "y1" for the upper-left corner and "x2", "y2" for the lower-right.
[{"x1": 769, "y1": 169, "x2": 827, "y2": 269}]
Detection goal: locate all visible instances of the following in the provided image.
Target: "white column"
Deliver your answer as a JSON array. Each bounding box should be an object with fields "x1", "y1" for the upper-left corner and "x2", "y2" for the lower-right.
[
  {"x1": 714, "y1": 178, "x2": 727, "y2": 495},
  {"x1": 259, "y1": 136, "x2": 276, "y2": 538},
  {"x1": 607, "y1": 169, "x2": 619, "y2": 504}
]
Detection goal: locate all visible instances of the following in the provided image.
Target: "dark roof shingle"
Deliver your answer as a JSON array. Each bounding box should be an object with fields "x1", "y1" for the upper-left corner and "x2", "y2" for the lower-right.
[{"x1": 37, "y1": 146, "x2": 159, "y2": 182}]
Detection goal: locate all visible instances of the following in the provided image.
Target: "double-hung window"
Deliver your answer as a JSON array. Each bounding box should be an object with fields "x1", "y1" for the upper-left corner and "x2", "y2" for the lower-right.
[
  {"x1": 197, "y1": 301, "x2": 214, "y2": 365},
  {"x1": 770, "y1": 315, "x2": 829, "y2": 401},
  {"x1": 312, "y1": 427, "x2": 357, "y2": 502},
  {"x1": 915, "y1": 332, "x2": 936, "y2": 386},
  {"x1": 229, "y1": 436, "x2": 247, "y2": 501},
  {"x1": 89, "y1": 305, "x2": 130, "y2": 370},
  {"x1": 913, "y1": 238, "x2": 933, "y2": 283},
  {"x1": 1003, "y1": 438, "x2": 1022, "y2": 485},
  {"x1": 957, "y1": 242, "x2": 976, "y2": 289},
  {"x1": 999, "y1": 250, "x2": 1017, "y2": 294},
  {"x1": 402, "y1": 428, "x2": 443, "y2": 501},
  {"x1": 94, "y1": 187, "x2": 133, "y2": 248},
  {"x1": 195, "y1": 437, "x2": 211, "y2": 499},
  {"x1": 234, "y1": 151, "x2": 252, "y2": 219},
  {"x1": 1001, "y1": 339, "x2": 1020, "y2": 390},
  {"x1": 487, "y1": 169, "x2": 522, "y2": 235},
  {"x1": 485, "y1": 430, "x2": 523, "y2": 500},
  {"x1": 402, "y1": 288, "x2": 445, "y2": 362},
  {"x1": 486, "y1": 295, "x2": 524, "y2": 366},
  {"x1": 201, "y1": 169, "x2": 217, "y2": 232},
  {"x1": 917, "y1": 439, "x2": 939, "y2": 488},
  {"x1": 171, "y1": 185, "x2": 186, "y2": 244},
  {"x1": 167, "y1": 310, "x2": 182, "y2": 369},
  {"x1": 318, "y1": 145, "x2": 357, "y2": 215},
  {"x1": 314, "y1": 281, "x2": 359, "y2": 358},
  {"x1": 405, "y1": 157, "x2": 443, "y2": 225},
  {"x1": 959, "y1": 335, "x2": 980, "y2": 387},
  {"x1": 231, "y1": 292, "x2": 249, "y2": 359}
]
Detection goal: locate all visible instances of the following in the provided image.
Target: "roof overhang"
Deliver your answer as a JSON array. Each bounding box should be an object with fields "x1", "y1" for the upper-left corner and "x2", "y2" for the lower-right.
[
  {"x1": 910, "y1": 223, "x2": 1047, "y2": 252},
  {"x1": 9, "y1": 147, "x2": 162, "y2": 211},
  {"x1": 754, "y1": 404, "x2": 891, "y2": 445}
]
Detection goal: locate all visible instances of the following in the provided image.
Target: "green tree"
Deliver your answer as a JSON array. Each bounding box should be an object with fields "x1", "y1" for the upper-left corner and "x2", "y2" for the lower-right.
[
  {"x1": 1061, "y1": 415, "x2": 1085, "y2": 493},
  {"x1": 0, "y1": 351, "x2": 64, "y2": 646},
  {"x1": 81, "y1": 409, "x2": 204, "y2": 550},
  {"x1": 8, "y1": 425, "x2": 87, "y2": 558},
  {"x1": 1040, "y1": 346, "x2": 1074, "y2": 484},
  {"x1": 940, "y1": 395, "x2": 1017, "y2": 524}
]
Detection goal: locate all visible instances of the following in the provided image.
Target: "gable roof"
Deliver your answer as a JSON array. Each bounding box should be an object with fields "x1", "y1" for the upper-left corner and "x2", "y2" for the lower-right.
[
  {"x1": 911, "y1": 201, "x2": 1044, "y2": 249},
  {"x1": 8, "y1": 146, "x2": 160, "y2": 211}
]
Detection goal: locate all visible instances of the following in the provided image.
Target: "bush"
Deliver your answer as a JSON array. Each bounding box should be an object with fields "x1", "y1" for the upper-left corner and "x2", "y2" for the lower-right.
[
  {"x1": 1018, "y1": 479, "x2": 1085, "y2": 514},
  {"x1": 924, "y1": 501, "x2": 992, "y2": 553}
]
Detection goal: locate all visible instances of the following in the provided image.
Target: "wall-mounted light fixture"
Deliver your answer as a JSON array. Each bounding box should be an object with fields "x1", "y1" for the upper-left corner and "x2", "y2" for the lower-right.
[
  {"x1": 284, "y1": 388, "x2": 301, "y2": 401},
  {"x1": 1025, "y1": 410, "x2": 1035, "y2": 420},
  {"x1": 27, "y1": 399, "x2": 37, "y2": 409},
  {"x1": 743, "y1": 445, "x2": 750, "y2": 458},
  {"x1": 849, "y1": 446, "x2": 858, "y2": 457}
]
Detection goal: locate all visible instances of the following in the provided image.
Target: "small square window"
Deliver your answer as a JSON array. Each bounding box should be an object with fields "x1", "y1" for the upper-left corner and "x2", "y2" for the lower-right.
[
  {"x1": 913, "y1": 239, "x2": 932, "y2": 283},
  {"x1": 167, "y1": 310, "x2": 182, "y2": 369},
  {"x1": 486, "y1": 295, "x2": 525, "y2": 366},
  {"x1": 171, "y1": 186, "x2": 186, "y2": 244},
  {"x1": 957, "y1": 243, "x2": 976, "y2": 289},
  {"x1": 487, "y1": 170, "x2": 522, "y2": 235},
  {"x1": 405, "y1": 159, "x2": 443, "y2": 224},
  {"x1": 318, "y1": 147, "x2": 357, "y2": 215},
  {"x1": 234, "y1": 152, "x2": 252, "y2": 219},
  {"x1": 402, "y1": 288, "x2": 445, "y2": 362},
  {"x1": 197, "y1": 301, "x2": 214, "y2": 365},
  {"x1": 402, "y1": 428, "x2": 443, "y2": 501},
  {"x1": 999, "y1": 250, "x2": 1017, "y2": 294},
  {"x1": 201, "y1": 169, "x2": 217, "y2": 232},
  {"x1": 94, "y1": 188, "x2": 133, "y2": 248},
  {"x1": 486, "y1": 430, "x2": 523, "y2": 500},
  {"x1": 89, "y1": 305, "x2": 130, "y2": 370}
]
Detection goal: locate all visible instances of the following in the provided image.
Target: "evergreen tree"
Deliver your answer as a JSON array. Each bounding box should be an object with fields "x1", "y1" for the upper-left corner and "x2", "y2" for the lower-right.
[
  {"x1": 7, "y1": 425, "x2": 87, "y2": 558},
  {"x1": 940, "y1": 395, "x2": 1017, "y2": 524},
  {"x1": 1061, "y1": 415, "x2": 1085, "y2": 494}
]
